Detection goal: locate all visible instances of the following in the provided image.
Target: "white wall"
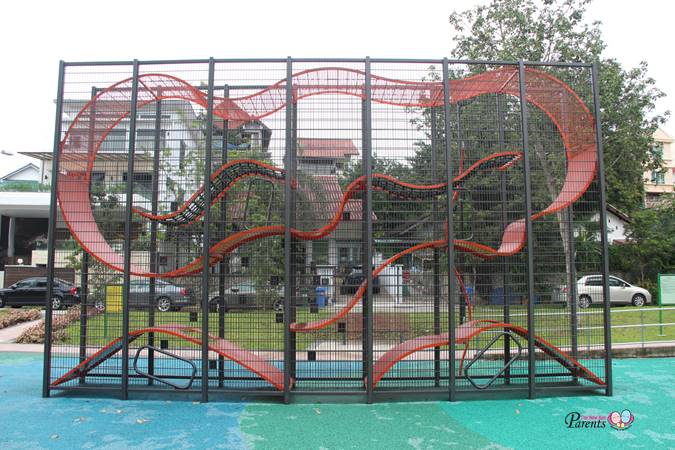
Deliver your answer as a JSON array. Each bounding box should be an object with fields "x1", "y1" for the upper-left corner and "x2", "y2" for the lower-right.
[{"x1": 2, "y1": 165, "x2": 40, "y2": 182}]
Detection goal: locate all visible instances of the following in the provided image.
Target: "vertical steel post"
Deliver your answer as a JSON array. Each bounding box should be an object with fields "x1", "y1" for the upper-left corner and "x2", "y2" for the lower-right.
[
  {"x1": 591, "y1": 62, "x2": 613, "y2": 396},
  {"x1": 566, "y1": 206, "x2": 579, "y2": 382},
  {"x1": 79, "y1": 85, "x2": 97, "y2": 383},
  {"x1": 121, "y1": 60, "x2": 141, "y2": 400},
  {"x1": 431, "y1": 106, "x2": 441, "y2": 386},
  {"x1": 148, "y1": 93, "x2": 162, "y2": 384},
  {"x1": 283, "y1": 57, "x2": 295, "y2": 403},
  {"x1": 78, "y1": 251, "x2": 89, "y2": 384},
  {"x1": 496, "y1": 94, "x2": 511, "y2": 384},
  {"x1": 218, "y1": 85, "x2": 229, "y2": 388},
  {"x1": 200, "y1": 58, "x2": 216, "y2": 402},
  {"x1": 362, "y1": 57, "x2": 374, "y2": 403},
  {"x1": 455, "y1": 106, "x2": 466, "y2": 324},
  {"x1": 518, "y1": 61, "x2": 537, "y2": 400},
  {"x1": 442, "y1": 58, "x2": 457, "y2": 402},
  {"x1": 290, "y1": 86, "x2": 298, "y2": 381},
  {"x1": 43, "y1": 62, "x2": 66, "y2": 397}
]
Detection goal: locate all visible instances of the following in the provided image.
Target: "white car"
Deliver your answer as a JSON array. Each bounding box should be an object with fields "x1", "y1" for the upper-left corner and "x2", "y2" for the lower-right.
[{"x1": 553, "y1": 275, "x2": 652, "y2": 308}]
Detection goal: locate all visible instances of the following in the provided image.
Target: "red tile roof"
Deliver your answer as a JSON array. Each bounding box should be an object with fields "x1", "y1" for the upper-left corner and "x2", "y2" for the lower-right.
[
  {"x1": 297, "y1": 138, "x2": 359, "y2": 159},
  {"x1": 300, "y1": 175, "x2": 375, "y2": 221}
]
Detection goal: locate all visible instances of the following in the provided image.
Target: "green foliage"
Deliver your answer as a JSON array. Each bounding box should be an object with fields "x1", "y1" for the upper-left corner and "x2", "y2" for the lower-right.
[
  {"x1": 449, "y1": 0, "x2": 604, "y2": 63},
  {"x1": 448, "y1": 0, "x2": 669, "y2": 213},
  {"x1": 599, "y1": 59, "x2": 667, "y2": 211},
  {"x1": 610, "y1": 195, "x2": 675, "y2": 291},
  {"x1": 0, "y1": 180, "x2": 50, "y2": 192}
]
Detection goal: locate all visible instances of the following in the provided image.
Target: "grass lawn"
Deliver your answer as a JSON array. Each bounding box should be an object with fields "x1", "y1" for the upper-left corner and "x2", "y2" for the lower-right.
[{"x1": 61, "y1": 304, "x2": 675, "y2": 351}]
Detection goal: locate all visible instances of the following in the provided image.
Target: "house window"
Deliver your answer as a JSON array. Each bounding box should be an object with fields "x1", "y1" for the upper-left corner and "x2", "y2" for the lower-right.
[
  {"x1": 91, "y1": 172, "x2": 105, "y2": 182},
  {"x1": 123, "y1": 172, "x2": 153, "y2": 195},
  {"x1": 651, "y1": 171, "x2": 665, "y2": 185},
  {"x1": 101, "y1": 129, "x2": 127, "y2": 152},
  {"x1": 312, "y1": 240, "x2": 329, "y2": 265},
  {"x1": 338, "y1": 245, "x2": 360, "y2": 265},
  {"x1": 91, "y1": 172, "x2": 105, "y2": 192},
  {"x1": 652, "y1": 143, "x2": 664, "y2": 158},
  {"x1": 136, "y1": 129, "x2": 166, "y2": 152}
]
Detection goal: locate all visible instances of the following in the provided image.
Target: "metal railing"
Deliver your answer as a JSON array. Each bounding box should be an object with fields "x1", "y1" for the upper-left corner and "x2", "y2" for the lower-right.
[
  {"x1": 584, "y1": 306, "x2": 675, "y2": 348},
  {"x1": 470, "y1": 306, "x2": 675, "y2": 348}
]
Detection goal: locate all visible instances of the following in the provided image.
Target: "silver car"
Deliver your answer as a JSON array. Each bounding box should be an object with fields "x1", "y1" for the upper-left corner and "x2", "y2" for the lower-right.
[
  {"x1": 94, "y1": 279, "x2": 195, "y2": 312},
  {"x1": 553, "y1": 275, "x2": 652, "y2": 308}
]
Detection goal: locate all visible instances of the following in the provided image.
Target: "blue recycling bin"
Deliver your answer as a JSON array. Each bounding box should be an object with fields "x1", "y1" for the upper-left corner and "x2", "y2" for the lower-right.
[{"x1": 316, "y1": 287, "x2": 327, "y2": 308}]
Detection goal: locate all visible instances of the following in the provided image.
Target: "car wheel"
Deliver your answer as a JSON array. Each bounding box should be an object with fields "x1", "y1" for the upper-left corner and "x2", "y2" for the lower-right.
[
  {"x1": 156, "y1": 297, "x2": 172, "y2": 312},
  {"x1": 209, "y1": 297, "x2": 228, "y2": 313},
  {"x1": 578, "y1": 295, "x2": 592, "y2": 309},
  {"x1": 0, "y1": 296, "x2": 4, "y2": 308},
  {"x1": 273, "y1": 298, "x2": 284, "y2": 312},
  {"x1": 51, "y1": 296, "x2": 64, "y2": 311},
  {"x1": 631, "y1": 294, "x2": 646, "y2": 307},
  {"x1": 94, "y1": 299, "x2": 106, "y2": 312}
]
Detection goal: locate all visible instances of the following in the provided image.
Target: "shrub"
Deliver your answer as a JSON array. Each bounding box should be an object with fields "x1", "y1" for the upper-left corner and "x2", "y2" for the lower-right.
[
  {"x1": 0, "y1": 309, "x2": 42, "y2": 329},
  {"x1": 15, "y1": 306, "x2": 84, "y2": 344}
]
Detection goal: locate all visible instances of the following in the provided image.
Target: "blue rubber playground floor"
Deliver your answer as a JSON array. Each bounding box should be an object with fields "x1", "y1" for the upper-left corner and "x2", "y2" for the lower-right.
[{"x1": 0, "y1": 353, "x2": 673, "y2": 449}]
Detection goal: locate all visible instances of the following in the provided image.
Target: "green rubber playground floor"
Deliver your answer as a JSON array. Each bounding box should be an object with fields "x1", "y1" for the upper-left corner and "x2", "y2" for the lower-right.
[{"x1": 0, "y1": 353, "x2": 673, "y2": 449}]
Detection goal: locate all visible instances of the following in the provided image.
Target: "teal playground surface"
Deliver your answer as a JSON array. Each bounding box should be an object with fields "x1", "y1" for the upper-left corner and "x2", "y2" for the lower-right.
[{"x1": 0, "y1": 353, "x2": 673, "y2": 449}]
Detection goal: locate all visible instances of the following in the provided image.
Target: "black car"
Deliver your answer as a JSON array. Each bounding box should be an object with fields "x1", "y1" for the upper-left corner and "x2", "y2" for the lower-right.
[
  {"x1": 0, "y1": 277, "x2": 80, "y2": 310},
  {"x1": 340, "y1": 268, "x2": 380, "y2": 295}
]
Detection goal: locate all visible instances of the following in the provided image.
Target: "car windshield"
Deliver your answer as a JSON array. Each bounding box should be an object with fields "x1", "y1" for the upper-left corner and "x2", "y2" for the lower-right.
[{"x1": 231, "y1": 283, "x2": 255, "y2": 293}]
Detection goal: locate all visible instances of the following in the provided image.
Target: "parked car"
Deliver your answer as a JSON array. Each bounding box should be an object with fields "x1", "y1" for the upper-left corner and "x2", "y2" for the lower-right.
[
  {"x1": 94, "y1": 279, "x2": 195, "y2": 312},
  {"x1": 209, "y1": 282, "x2": 284, "y2": 312},
  {"x1": 340, "y1": 267, "x2": 380, "y2": 295},
  {"x1": 553, "y1": 275, "x2": 652, "y2": 308},
  {"x1": 0, "y1": 277, "x2": 79, "y2": 310}
]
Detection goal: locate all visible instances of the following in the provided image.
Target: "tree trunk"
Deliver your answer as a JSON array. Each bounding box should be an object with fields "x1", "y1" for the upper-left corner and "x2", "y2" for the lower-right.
[{"x1": 532, "y1": 141, "x2": 573, "y2": 282}]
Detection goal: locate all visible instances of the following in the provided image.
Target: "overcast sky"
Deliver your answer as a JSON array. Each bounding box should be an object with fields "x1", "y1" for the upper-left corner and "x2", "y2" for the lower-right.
[{"x1": 0, "y1": 0, "x2": 671, "y2": 175}]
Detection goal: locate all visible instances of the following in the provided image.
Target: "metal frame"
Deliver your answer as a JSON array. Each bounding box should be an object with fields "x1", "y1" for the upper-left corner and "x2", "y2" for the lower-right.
[
  {"x1": 517, "y1": 61, "x2": 537, "y2": 400},
  {"x1": 121, "y1": 59, "x2": 140, "y2": 400},
  {"x1": 200, "y1": 58, "x2": 217, "y2": 402},
  {"x1": 42, "y1": 60, "x2": 66, "y2": 398},
  {"x1": 592, "y1": 62, "x2": 613, "y2": 396},
  {"x1": 42, "y1": 57, "x2": 610, "y2": 402},
  {"x1": 442, "y1": 57, "x2": 457, "y2": 402},
  {"x1": 283, "y1": 56, "x2": 295, "y2": 403},
  {"x1": 362, "y1": 57, "x2": 374, "y2": 403}
]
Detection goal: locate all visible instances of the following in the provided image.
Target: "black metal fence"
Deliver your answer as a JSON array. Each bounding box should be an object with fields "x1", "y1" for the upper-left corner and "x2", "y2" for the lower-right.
[{"x1": 43, "y1": 58, "x2": 611, "y2": 402}]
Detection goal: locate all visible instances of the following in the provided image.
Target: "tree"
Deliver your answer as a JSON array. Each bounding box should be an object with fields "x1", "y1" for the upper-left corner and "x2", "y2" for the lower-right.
[
  {"x1": 610, "y1": 195, "x2": 675, "y2": 294},
  {"x1": 440, "y1": 0, "x2": 670, "y2": 295},
  {"x1": 448, "y1": 0, "x2": 668, "y2": 213}
]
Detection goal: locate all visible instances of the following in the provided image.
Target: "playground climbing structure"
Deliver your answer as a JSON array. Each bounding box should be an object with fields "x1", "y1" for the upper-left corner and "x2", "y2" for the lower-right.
[{"x1": 43, "y1": 58, "x2": 611, "y2": 402}]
